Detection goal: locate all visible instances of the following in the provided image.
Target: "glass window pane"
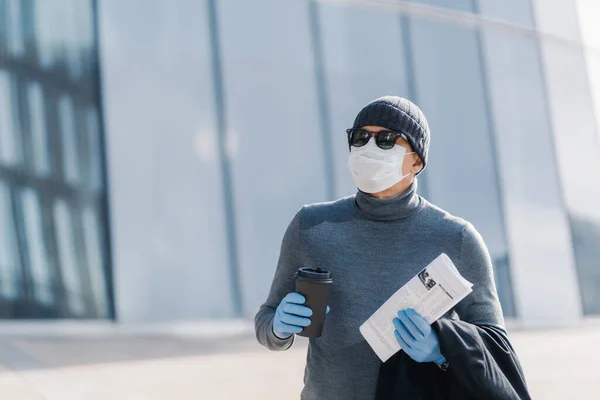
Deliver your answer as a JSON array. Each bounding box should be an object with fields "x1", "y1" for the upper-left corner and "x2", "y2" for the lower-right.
[
  {"x1": 0, "y1": 70, "x2": 22, "y2": 166},
  {"x1": 62, "y1": 0, "x2": 83, "y2": 78},
  {"x1": 530, "y1": 0, "x2": 581, "y2": 41},
  {"x1": 34, "y1": 0, "x2": 69, "y2": 68},
  {"x1": 539, "y1": 40, "x2": 600, "y2": 315},
  {"x1": 82, "y1": 207, "x2": 109, "y2": 317},
  {"x1": 588, "y1": 55, "x2": 600, "y2": 166},
  {"x1": 73, "y1": 0, "x2": 96, "y2": 78},
  {"x1": 0, "y1": 3, "x2": 6, "y2": 45},
  {"x1": 27, "y1": 81, "x2": 51, "y2": 176},
  {"x1": 86, "y1": 107, "x2": 103, "y2": 190},
  {"x1": 0, "y1": 182, "x2": 20, "y2": 299},
  {"x1": 477, "y1": 0, "x2": 534, "y2": 27},
  {"x1": 97, "y1": 0, "x2": 232, "y2": 319},
  {"x1": 20, "y1": 188, "x2": 53, "y2": 305},
  {"x1": 7, "y1": 0, "x2": 25, "y2": 57},
  {"x1": 54, "y1": 199, "x2": 85, "y2": 315},
  {"x1": 317, "y1": 2, "x2": 409, "y2": 198},
  {"x1": 58, "y1": 95, "x2": 80, "y2": 184},
  {"x1": 481, "y1": 28, "x2": 582, "y2": 320},
  {"x1": 409, "y1": 0, "x2": 474, "y2": 13},
  {"x1": 576, "y1": 1, "x2": 600, "y2": 50},
  {"x1": 407, "y1": 16, "x2": 515, "y2": 315},
  {"x1": 218, "y1": 0, "x2": 328, "y2": 312}
]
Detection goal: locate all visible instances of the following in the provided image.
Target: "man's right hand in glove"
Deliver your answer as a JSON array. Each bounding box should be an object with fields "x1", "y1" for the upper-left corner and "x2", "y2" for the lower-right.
[{"x1": 272, "y1": 293, "x2": 313, "y2": 339}]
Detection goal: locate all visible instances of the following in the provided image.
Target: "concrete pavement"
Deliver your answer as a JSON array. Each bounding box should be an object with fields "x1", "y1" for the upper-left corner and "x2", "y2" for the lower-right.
[{"x1": 0, "y1": 325, "x2": 598, "y2": 399}]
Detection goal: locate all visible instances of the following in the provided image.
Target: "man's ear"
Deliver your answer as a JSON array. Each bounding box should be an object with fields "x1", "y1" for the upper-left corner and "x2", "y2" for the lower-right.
[{"x1": 412, "y1": 157, "x2": 423, "y2": 175}]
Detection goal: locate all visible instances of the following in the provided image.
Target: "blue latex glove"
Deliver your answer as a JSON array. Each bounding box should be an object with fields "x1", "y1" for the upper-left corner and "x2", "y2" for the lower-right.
[
  {"x1": 273, "y1": 293, "x2": 330, "y2": 339},
  {"x1": 393, "y1": 309, "x2": 446, "y2": 365}
]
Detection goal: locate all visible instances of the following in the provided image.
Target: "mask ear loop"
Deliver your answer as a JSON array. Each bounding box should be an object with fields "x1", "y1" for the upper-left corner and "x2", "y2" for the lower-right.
[
  {"x1": 404, "y1": 152, "x2": 424, "y2": 176},
  {"x1": 400, "y1": 151, "x2": 418, "y2": 181},
  {"x1": 394, "y1": 148, "x2": 413, "y2": 182}
]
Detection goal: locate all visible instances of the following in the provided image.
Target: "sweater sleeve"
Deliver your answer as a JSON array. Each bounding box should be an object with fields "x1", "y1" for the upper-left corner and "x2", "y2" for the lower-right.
[
  {"x1": 453, "y1": 223, "x2": 505, "y2": 330},
  {"x1": 254, "y1": 208, "x2": 304, "y2": 351}
]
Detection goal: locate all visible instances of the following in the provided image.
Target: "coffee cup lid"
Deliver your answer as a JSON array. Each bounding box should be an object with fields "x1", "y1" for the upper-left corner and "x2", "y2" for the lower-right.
[{"x1": 296, "y1": 267, "x2": 332, "y2": 282}]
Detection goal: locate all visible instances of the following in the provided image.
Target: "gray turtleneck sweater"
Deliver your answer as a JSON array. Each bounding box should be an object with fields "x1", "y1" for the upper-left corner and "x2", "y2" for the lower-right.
[{"x1": 254, "y1": 182, "x2": 505, "y2": 399}]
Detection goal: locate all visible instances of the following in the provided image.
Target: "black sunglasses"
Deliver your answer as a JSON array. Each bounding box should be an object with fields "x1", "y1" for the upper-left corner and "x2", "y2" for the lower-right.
[{"x1": 346, "y1": 128, "x2": 406, "y2": 150}]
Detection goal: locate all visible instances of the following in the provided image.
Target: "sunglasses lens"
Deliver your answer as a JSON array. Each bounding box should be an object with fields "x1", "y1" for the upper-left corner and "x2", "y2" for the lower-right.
[
  {"x1": 376, "y1": 131, "x2": 397, "y2": 149},
  {"x1": 350, "y1": 129, "x2": 371, "y2": 147}
]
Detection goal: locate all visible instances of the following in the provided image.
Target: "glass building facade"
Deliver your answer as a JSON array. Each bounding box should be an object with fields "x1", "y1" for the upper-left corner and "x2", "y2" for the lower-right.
[
  {"x1": 0, "y1": 0, "x2": 111, "y2": 318},
  {"x1": 2, "y1": 0, "x2": 600, "y2": 324}
]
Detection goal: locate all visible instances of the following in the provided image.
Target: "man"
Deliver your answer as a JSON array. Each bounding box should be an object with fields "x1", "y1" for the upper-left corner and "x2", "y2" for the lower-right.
[{"x1": 255, "y1": 96, "x2": 527, "y2": 399}]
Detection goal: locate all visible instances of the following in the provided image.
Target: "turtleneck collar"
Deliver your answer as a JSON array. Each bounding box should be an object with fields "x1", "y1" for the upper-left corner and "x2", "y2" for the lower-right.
[{"x1": 354, "y1": 179, "x2": 423, "y2": 221}]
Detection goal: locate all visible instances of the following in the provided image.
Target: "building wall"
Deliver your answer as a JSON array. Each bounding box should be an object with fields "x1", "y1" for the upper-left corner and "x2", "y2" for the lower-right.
[
  {"x1": 97, "y1": 0, "x2": 600, "y2": 325},
  {"x1": 573, "y1": 0, "x2": 600, "y2": 315},
  {"x1": 1, "y1": 0, "x2": 599, "y2": 325},
  {"x1": 96, "y1": 0, "x2": 236, "y2": 321},
  {"x1": 0, "y1": 0, "x2": 111, "y2": 319}
]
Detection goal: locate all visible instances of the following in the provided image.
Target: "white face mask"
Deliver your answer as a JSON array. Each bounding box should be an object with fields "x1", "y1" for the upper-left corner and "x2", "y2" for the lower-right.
[{"x1": 347, "y1": 140, "x2": 414, "y2": 193}]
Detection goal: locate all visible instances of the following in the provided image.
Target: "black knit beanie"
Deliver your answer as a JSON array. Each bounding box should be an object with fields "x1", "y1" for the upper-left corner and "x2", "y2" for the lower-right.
[{"x1": 352, "y1": 96, "x2": 430, "y2": 174}]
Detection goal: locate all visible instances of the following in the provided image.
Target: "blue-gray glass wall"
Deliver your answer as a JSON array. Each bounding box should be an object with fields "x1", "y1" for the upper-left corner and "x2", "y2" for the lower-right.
[
  {"x1": 5, "y1": 0, "x2": 597, "y2": 324},
  {"x1": 98, "y1": 0, "x2": 600, "y2": 325},
  {"x1": 0, "y1": 0, "x2": 111, "y2": 318}
]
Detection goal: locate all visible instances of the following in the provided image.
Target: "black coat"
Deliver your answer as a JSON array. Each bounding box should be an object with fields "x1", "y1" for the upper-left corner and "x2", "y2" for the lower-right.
[{"x1": 375, "y1": 319, "x2": 532, "y2": 400}]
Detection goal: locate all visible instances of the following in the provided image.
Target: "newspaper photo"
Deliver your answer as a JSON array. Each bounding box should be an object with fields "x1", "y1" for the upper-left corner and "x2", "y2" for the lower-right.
[{"x1": 359, "y1": 253, "x2": 473, "y2": 362}]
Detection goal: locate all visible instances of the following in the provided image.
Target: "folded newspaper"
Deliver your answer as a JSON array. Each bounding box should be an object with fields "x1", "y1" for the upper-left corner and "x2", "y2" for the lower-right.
[{"x1": 359, "y1": 253, "x2": 473, "y2": 362}]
